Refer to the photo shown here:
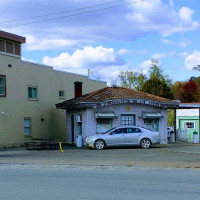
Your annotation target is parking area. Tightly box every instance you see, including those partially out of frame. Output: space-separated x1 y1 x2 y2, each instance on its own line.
0 142 200 170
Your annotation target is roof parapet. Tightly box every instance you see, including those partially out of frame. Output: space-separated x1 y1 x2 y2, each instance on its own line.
0 30 26 43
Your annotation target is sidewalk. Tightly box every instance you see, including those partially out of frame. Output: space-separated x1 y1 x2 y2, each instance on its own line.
0 142 200 170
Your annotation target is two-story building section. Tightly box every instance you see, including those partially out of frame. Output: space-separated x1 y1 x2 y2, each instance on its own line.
0 30 106 148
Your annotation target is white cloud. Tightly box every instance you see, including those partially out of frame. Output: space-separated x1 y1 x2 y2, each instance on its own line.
179 7 194 22
43 46 125 69
1 0 198 45
161 39 191 48
21 57 36 63
117 49 147 55
169 0 174 7
25 35 77 50
97 64 131 80
127 0 198 37
152 52 175 59
137 60 152 74
178 52 189 57
117 49 132 55
137 51 175 74
43 46 127 81
185 51 200 70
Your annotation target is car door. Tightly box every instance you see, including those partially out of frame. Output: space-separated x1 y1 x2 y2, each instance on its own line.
106 128 126 146
125 128 142 145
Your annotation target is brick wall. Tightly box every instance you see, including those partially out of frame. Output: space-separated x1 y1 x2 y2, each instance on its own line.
66 103 168 144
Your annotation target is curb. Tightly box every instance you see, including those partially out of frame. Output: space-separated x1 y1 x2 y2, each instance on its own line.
157 148 200 155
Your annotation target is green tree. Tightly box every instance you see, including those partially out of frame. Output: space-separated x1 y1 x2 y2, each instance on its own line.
167 109 175 127
119 71 147 90
119 59 173 99
141 59 173 99
149 59 165 81
141 77 173 99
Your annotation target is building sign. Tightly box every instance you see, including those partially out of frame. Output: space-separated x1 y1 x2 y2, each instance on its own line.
100 99 163 107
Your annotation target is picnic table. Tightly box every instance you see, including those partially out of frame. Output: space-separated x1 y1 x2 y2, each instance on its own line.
25 138 58 150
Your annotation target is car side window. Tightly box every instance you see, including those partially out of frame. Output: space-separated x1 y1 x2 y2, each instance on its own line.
125 128 141 133
133 128 141 133
125 128 134 133
112 128 124 134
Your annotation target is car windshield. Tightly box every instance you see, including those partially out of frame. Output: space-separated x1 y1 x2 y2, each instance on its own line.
101 127 117 134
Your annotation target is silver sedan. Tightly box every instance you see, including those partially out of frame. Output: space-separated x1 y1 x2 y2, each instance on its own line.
84 126 161 150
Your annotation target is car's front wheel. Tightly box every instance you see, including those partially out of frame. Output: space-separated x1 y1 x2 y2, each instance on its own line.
94 139 105 150
140 138 151 149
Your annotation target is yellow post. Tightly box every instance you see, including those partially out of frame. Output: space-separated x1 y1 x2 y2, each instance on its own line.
59 142 64 152
88 142 94 149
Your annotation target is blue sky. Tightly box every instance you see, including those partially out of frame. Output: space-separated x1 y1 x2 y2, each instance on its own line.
1 0 200 84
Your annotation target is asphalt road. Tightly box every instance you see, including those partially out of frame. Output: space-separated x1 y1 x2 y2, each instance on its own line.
0 168 200 200
1 143 200 169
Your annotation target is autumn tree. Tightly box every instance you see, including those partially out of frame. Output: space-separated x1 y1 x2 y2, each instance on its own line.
180 79 198 102
194 77 200 101
171 81 183 100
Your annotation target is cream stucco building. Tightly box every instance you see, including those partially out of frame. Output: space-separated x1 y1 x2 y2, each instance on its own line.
0 31 106 148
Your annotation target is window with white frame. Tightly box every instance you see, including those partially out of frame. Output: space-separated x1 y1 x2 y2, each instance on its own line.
121 115 135 126
24 118 31 135
144 119 159 132
0 75 6 97
96 118 112 133
59 90 65 98
28 86 38 99
184 122 195 129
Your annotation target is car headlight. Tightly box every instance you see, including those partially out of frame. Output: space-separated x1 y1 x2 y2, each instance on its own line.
86 137 93 142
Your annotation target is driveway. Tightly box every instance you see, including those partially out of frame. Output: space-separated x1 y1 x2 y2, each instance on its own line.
0 142 200 170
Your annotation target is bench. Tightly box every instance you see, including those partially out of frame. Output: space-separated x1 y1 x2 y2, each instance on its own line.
25 142 43 150
25 138 58 150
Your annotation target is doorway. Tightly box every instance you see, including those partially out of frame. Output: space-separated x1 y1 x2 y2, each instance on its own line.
71 115 75 143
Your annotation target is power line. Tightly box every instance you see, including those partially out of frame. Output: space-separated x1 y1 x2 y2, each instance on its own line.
0 0 127 24
1 0 144 28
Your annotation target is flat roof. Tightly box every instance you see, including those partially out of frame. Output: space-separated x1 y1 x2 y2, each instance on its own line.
0 30 26 43
178 103 200 108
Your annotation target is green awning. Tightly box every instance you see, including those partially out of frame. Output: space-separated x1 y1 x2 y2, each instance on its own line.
143 112 163 119
95 112 117 118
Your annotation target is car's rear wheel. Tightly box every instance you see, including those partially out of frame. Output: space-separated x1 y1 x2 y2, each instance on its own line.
94 139 105 150
140 138 151 149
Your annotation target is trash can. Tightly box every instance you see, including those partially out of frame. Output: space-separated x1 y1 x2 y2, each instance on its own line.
193 131 199 144
170 131 175 143
76 135 83 147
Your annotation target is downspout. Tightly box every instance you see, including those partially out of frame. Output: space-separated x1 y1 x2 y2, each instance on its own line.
199 108 200 139
174 108 177 141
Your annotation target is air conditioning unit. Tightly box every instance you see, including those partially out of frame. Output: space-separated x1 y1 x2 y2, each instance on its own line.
75 115 82 122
